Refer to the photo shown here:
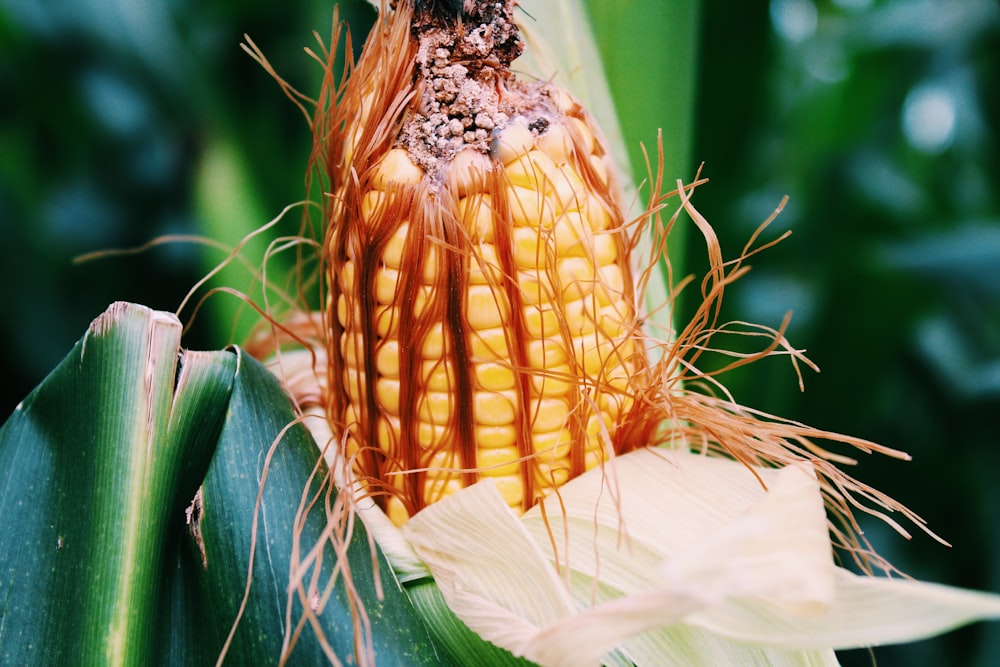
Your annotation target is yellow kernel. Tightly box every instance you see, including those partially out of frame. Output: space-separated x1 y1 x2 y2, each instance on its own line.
469 326 508 360
375 340 399 377
340 332 362 367
475 361 516 391
592 233 618 266
425 449 459 470
476 424 518 448
413 285 435 317
361 190 388 224
384 459 409 493
564 297 597 336
372 148 424 188
339 259 357 290
421 322 447 358
536 122 573 163
474 391 517 426
606 366 634 394
518 270 555 306
582 192 613 231
551 88 577 114
532 428 573 458
552 211 591 257
375 378 400 415
468 243 502 286
344 403 361 428
336 294 350 326
512 226 545 268
507 185 555 228
575 338 617 376
382 223 410 269
375 266 400 304
558 256 596 300
523 304 558 338
458 194 495 242
585 414 607 437
530 363 574 396
493 476 525 507
414 244 441 285
418 391 452 424
549 165 586 214
535 462 572 489
598 304 630 338
608 370 636 400
402 417 446 448
569 116 596 155
375 305 398 337
339 294 381 331
505 149 559 192
376 416 398 450
467 284 508 329
526 338 566 367
424 476 463 506
598 392 629 422
343 431 363 461
421 360 454 391
386 496 410 527
588 154 609 186
529 398 569 433
490 121 534 165
596 264 626 306
584 449 606 471
344 368 365 402
450 148 491 196
477 446 521 477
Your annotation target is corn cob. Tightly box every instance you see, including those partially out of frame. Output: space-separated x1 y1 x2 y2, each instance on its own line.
326 0 649 525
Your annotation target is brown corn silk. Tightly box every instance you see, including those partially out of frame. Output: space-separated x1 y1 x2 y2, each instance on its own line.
323 1 656 524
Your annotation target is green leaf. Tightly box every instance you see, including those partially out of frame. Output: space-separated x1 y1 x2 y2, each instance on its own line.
0 302 234 666
193 132 293 345
582 0 701 194
0 302 443 665
172 348 444 665
516 0 698 332
517 0 633 191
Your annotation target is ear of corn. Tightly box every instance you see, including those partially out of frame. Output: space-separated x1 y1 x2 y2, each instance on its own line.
326 0 653 525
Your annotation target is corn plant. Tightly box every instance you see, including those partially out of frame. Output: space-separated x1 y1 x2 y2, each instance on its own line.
2 1 999 665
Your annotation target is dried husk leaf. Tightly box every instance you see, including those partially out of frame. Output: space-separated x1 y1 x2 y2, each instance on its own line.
403 448 1000 666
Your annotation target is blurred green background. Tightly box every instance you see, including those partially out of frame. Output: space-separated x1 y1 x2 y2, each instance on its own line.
1 0 997 664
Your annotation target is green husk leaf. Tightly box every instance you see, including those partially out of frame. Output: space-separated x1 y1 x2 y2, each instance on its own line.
193 133 290 345
515 0 676 339
174 348 443 665
0 302 443 665
0 302 233 665
516 0 632 193
581 0 699 320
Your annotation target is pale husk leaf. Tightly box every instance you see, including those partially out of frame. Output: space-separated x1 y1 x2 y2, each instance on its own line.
403 447 1000 666
403 482 577 633
690 570 1000 651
